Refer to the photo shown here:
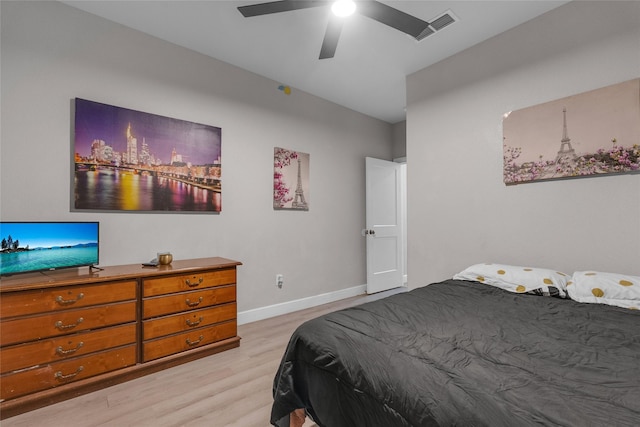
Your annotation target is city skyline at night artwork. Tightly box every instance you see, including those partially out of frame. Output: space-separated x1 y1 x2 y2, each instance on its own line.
73 98 222 213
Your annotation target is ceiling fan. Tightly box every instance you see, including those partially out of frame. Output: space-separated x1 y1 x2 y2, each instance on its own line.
238 0 442 59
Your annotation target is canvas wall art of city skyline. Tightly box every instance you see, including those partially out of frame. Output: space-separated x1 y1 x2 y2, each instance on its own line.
73 98 222 212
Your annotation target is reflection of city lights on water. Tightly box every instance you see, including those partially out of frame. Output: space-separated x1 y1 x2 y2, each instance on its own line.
74 168 221 212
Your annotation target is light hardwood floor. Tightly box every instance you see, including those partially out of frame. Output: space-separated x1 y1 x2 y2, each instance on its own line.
2 289 404 427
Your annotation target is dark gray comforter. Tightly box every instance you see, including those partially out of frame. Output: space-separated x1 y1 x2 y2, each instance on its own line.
271 280 640 426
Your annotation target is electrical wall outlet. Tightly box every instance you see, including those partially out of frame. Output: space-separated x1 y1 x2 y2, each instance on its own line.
276 274 284 288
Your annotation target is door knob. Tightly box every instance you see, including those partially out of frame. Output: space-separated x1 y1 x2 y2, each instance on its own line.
362 229 376 236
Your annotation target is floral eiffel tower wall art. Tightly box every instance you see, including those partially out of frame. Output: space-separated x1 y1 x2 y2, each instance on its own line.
502 78 639 185
273 147 310 211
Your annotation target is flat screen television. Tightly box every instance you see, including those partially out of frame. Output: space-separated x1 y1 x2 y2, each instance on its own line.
0 221 99 276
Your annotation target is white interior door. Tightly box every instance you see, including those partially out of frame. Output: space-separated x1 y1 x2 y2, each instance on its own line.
365 157 404 294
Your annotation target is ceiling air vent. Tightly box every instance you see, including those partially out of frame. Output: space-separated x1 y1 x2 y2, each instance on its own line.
430 12 456 31
417 10 457 41
416 27 435 41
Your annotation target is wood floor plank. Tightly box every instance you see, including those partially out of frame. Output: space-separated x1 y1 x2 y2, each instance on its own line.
1 288 404 426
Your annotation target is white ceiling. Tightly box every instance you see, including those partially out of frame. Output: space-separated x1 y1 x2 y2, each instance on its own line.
61 1 569 124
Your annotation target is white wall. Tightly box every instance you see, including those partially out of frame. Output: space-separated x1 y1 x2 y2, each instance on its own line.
407 1 640 287
392 121 406 160
0 1 393 315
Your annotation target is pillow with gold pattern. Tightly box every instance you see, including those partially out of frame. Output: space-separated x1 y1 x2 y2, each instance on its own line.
453 263 569 298
567 271 640 309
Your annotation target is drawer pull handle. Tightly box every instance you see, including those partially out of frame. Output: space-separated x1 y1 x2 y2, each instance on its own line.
55 318 84 330
186 335 204 346
55 293 84 305
185 297 204 307
186 316 204 327
56 342 84 355
54 365 84 380
185 277 204 287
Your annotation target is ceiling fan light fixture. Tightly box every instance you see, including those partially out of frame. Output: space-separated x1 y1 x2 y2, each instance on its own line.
331 0 356 17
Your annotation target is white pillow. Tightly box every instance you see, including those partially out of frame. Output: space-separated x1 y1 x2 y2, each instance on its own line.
454 263 569 298
567 271 640 309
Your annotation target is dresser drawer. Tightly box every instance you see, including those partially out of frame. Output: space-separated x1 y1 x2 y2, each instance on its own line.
143 303 236 340
143 268 236 297
0 281 137 319
0 344 136 401
142 321 237 362
143 285 235 319
1 323 136 374
0 301 136 346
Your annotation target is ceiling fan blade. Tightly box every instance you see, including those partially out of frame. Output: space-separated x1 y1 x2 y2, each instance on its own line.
356 0 430 40
238 0 330 17
319 15 343 59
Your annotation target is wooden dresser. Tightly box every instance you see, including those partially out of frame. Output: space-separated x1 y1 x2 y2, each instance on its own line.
0 257 241 419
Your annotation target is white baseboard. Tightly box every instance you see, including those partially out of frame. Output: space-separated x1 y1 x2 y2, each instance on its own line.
237 284 366 325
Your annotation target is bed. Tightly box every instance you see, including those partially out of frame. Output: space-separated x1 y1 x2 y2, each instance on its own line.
270 264 640 427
